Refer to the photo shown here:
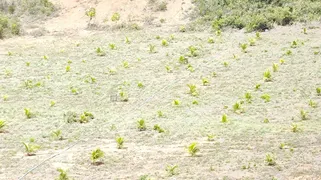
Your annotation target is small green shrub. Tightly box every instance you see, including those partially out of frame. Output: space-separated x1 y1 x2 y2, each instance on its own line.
265 153 276 166
116 136 124 149
166 165 178 176
85 7 96 22
91 148 104 165
24 108 34 119
261 94 271 102
316 87 321 96
187 84 199 96
263 69 272 82
221 114 228 123
22 142 40 156
111 12 120 22
187 142 200 156
56 168 70 180
153 124 165 133
137 119 146 131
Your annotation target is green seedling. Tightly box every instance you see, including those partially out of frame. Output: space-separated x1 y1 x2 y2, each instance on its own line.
96 47 106 56
291 123 299 132
188 46 198 57
22 142 40 156
249 38 256 46
119 91 129 101
272 63 279 72
24 108 34 119
316 87 321 96
187 142 200 156
43 55 48 60
221 114 228 123
202 78 209 86
107 67 117 75
303 28 307 34
265 154 276 166
125 36 131 44
207 134 215 141
263 118 269 123
111 12 120 22
165 65 173 73
161 39 168 46
263 69 272 82
137 82 144 88
223 61 229 67
261 94 270 102
170 34 175 40
179 25 186 32
71 87 78 94
285 50 292 55
137 119 146 131
157 110 165 118
300 110 308 120
109 43 116 50
0 120 6 133
91 148 104 165
116 136 124 149
26 62 30 66
215 30 221 36
187 84 198 96
279 143 285 149
50 100 56 107
166 165 178 176
56 168 70 180
153 124 165 133
52 130 63 140
208 37 214 44
85 7 96 22
255 84 261 90
7 51 13 56
79 112 94 123
240 43 248 53
212 72 217 77
192 100 199 105
139 175 151 180
309 99 317 108
4 69 12 77
173 99 181 106
155 35 161 40
279 58 285 64
3 95 8 101
179 55 188 64
314 51 320 55
256 32 261 39
148 44 156 53
122 61 129 68
233 102 242 113
291 40 298 48
244 92 252 103
187 64 195 72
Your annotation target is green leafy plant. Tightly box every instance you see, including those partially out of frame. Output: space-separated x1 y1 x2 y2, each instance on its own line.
272 63 279 72
279 58 285 64
173 99 181 106
233 102 243 113
161 39 168 46
221 114 228 123
291 40 298 48
249 38 256 46
91 148 104 165
109 43 116 50
153 124 165 133
125 36 131 44
0 120 6 133
52 130 63 140
265 153 276 166
208 37 214 43
261 94 270 102
139 175 151 180
256 32 261 39
187 142 200 156
137 82 144 88
300 110 308 120
187 64 195 72
96 47 106 56
316 87 321 96
70 87 78 95
3 95 8 101
85 7 96 23
223 61 229 67
22 142 40 156
179 55 188 64
56 168 70 180
122 61 129 68
165 65 173 73
202 78 209 86
119 91 129 102
137 119 146 131
111 12 120 22
308 99 317 108
263 118 269 123
148 44 156 53
50 100 56 107
187 84 199 96
244 92 252 103
188 46 198 57
207 134 215 141
24 108 34 119
255 84 261 90
26 62 30 66
263 69 272 82
291 123 299 132
157 110 165 118
303 27 307 34
240 43 248 53
116 136 124 149
192 100 199 105
212 72 217 77
179 25 186 32
79 111 94 123
156 35 161 39
166 165 178 176
285 49 292 55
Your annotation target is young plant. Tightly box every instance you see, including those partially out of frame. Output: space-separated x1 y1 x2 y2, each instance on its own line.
91 148 104 165
192 100 199 105
291 40 298 48
165 65 173 73
263 69 272 82
172 99 181 106
308 99 317 108
285 50 292 55
166 165 178 176
263 118 269 123
208 37 214 44
179 25 186 32
50 100 56 107
240 43 248 53
279 58 285 64
79 112 94 123
187 84 198 96
303 27 307 34
119 91 129 102
148 44 156 53
291 123 299 132
116 136 124 149
56 168 70 180
221 114 228 123
187 142 200 156
223 61 229 67
272 63 279 72
202 77 209 86
85 7 96 23
153 124 165 133
188 46 198 57
96 47 106 56
265 154 276 166
207 134 215 141
244 92 252 103
186 64 195 72
122 61 129 68
255 84 261 90
125 36 131 44
70 87 78 95
261 94 270 102
249 38 256 46
0 120 6 133
157 110 165 118
300 110 308 120
233 102 242 113
256 32 261 39
3 95 8 101
179 55 188 64
161 39 168 46
22 142 40 156
111 12 120 22
137 82 144 88
24 108 34 119
52 130 63 140
316 87 321 96
109 43 116 50
137 119 146 131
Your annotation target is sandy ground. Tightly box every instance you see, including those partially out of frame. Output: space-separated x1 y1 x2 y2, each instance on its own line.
1 1 321 180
